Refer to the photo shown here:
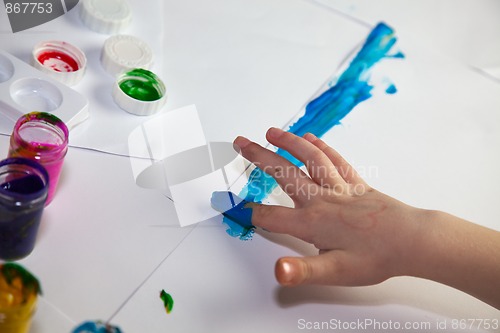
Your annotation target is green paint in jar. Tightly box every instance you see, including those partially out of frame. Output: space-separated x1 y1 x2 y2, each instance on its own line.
118 68 164 101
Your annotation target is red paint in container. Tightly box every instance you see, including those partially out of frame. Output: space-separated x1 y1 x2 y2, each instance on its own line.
37 50 80 72
32 41 87 86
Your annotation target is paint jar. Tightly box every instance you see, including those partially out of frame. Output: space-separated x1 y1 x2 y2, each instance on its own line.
0 158 49 260
101 35 153 77
80 0 132 34
112 68 167 116
72 320 123 333
8 112 68 205
32 40 87 86
0 263 41 333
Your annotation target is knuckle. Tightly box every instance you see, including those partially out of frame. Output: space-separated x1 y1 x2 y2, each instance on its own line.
300 206 321 224
308 149 327 164
251 204 268 224
252 204 278 229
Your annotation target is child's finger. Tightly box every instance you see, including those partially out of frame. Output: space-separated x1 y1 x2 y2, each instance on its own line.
234 136 314 201
250 202 312 240
275 251 355 286
265 128 347 189
303 133 366 186
211 191 306 238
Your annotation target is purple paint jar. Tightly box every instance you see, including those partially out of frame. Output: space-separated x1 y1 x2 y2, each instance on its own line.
8 112 69 205
0 158 49 260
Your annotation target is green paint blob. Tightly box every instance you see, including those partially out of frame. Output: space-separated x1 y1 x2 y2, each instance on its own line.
119 69 164 102
159 289 174 314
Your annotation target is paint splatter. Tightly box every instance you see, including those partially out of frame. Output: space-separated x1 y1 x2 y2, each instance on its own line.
385 84 397 94
160 289 174 314
222 22 404 239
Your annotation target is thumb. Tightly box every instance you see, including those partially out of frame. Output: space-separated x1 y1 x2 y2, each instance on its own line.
275 252 345 286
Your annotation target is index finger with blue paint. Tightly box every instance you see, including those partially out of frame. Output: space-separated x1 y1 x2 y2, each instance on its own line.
233 135 315 203
210 191 312 241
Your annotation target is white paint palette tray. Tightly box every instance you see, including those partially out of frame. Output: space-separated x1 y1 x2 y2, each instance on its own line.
0 49 89 130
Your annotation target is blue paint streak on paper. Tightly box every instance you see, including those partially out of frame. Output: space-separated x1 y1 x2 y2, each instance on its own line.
222 22 404 239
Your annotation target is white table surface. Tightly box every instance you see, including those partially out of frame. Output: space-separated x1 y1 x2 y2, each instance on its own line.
0 1 499 332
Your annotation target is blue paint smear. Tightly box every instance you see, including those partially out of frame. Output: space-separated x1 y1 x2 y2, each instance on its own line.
222 22 404 240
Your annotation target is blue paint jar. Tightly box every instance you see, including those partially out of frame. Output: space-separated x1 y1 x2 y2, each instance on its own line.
72 321 123 333
0 158 49 260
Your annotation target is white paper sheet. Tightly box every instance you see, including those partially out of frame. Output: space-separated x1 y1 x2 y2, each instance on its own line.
1 1 498 332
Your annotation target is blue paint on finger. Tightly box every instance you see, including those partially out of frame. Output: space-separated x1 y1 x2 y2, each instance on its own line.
211 191 254 239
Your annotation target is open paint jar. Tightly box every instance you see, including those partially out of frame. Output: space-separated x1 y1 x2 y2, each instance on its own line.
8 112 69 205
32 40 87 86
0 262 41 333
112 68 166 116
72 321 123 333
0 158 48 260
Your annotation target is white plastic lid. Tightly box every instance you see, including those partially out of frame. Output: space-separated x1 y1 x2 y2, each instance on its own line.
101 35 153 77
32 40 87 86
80 0 132 34
112 68 167 116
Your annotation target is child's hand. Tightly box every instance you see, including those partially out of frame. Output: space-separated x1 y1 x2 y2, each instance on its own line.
234 127 423 286
233 128 500 311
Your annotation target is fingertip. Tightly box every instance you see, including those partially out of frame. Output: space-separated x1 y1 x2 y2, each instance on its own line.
266 127 285 140
275 257 306 286
233 136 251 152
275 258 293 286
